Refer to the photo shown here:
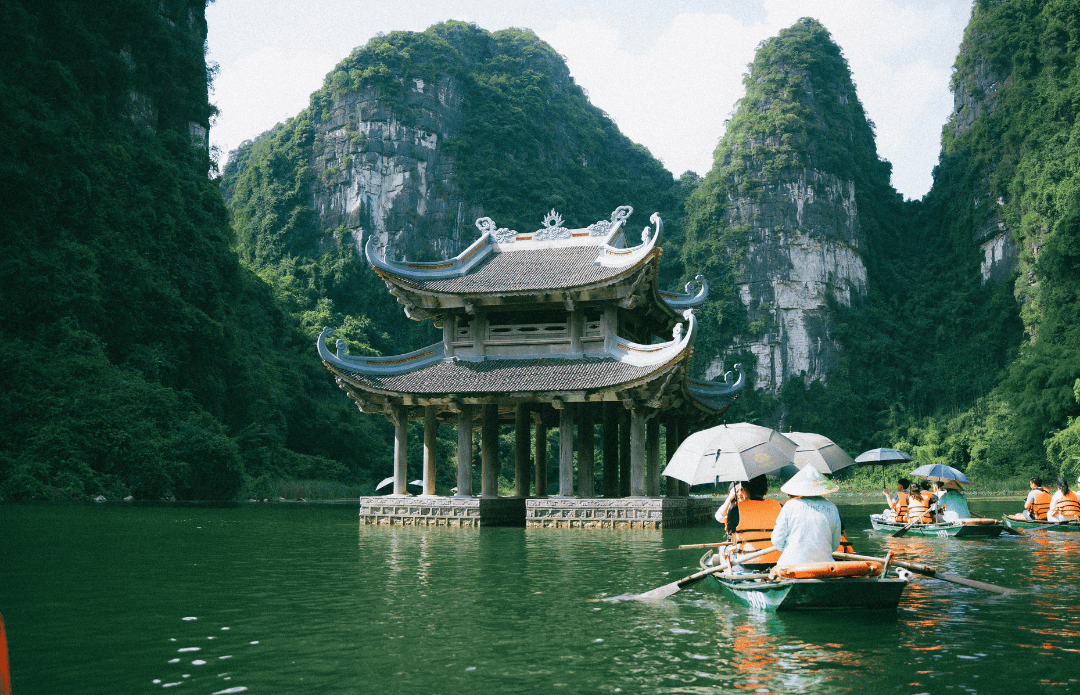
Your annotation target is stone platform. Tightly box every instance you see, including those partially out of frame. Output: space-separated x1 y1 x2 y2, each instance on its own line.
358 496 718 529
359 496 526 527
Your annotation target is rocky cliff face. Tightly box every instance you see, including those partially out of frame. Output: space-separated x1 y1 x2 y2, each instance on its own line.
311 75 480 261
709 169 867 391
689 18 885 395
225 22 677 270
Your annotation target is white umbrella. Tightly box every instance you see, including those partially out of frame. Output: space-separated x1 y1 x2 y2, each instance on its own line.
662 423 797 485
376 477 423 491
786 432 856 475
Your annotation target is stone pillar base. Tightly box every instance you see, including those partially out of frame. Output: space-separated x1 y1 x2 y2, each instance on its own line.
525 497 718 529
359 496 718 529
358 496 527 527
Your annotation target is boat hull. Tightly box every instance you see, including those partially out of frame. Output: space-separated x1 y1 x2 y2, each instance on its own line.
869 514 1004 538
1001 515 1080 532
709 574 907 612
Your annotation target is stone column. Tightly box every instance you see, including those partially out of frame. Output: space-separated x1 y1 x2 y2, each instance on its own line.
665 419 679 497
578 406 594 498
678 420 691 496
422 405 437 496
392 403 408 496
619 409 631 497
558 402 574 497
456 406 473 497
602 402 619 498
629 407 646 497
481 403 499 498
646 414 660 497
534 412 548 497
514 404 531 497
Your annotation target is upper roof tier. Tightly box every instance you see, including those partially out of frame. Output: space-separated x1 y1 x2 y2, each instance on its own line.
366 207 707 320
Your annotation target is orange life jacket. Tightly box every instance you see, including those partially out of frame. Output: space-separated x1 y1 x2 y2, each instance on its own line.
908 491 933 523
1028 488 1051 519
1050 490 1080 518
892 491 909 523
731 498 783 567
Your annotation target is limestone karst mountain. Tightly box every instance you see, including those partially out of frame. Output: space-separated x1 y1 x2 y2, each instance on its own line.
681 18 901 397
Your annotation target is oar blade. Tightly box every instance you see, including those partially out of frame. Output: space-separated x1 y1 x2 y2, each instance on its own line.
934 572 1016 595
633 579 687 601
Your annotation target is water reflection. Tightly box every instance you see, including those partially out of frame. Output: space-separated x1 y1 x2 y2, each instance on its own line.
6 501 1080 694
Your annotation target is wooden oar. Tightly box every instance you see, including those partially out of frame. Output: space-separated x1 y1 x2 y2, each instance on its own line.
834 552 1015 595
670 541 729 550
1028 518 1079 532
891 517 923 538
629 546 776 601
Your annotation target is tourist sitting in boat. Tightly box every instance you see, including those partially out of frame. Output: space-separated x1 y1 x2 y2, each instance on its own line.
770 466 842 571
907 482 933 524
1047 476 1080 522
1022 477 1052 520
720 475 783 570
933 480 972 522
882 477 911 523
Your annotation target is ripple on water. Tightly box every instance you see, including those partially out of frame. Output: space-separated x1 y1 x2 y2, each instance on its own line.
151 617 255 692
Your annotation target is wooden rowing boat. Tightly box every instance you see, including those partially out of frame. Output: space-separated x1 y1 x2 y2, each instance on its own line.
698 551 907 612
1001 514 1080 532
869 514 1004 538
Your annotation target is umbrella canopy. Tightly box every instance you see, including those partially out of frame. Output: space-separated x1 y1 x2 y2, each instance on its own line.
786 432 856 475
910 463 971 485
662 423 797 485
854 447 913 464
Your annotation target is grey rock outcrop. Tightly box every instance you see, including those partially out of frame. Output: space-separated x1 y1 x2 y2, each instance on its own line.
311 76 482 261
706 168 867 393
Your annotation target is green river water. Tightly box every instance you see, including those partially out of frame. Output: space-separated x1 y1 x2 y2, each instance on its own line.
1 500 1077 694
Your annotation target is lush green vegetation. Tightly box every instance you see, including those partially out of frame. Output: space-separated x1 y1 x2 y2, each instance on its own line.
695 7 1080 486
5 4 1079 500
0 0 393 500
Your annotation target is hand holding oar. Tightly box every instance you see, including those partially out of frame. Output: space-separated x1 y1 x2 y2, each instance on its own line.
834 552 1015 595
628 546 776 601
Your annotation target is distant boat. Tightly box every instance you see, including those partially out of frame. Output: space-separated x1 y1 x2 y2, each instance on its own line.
870 514 1004 538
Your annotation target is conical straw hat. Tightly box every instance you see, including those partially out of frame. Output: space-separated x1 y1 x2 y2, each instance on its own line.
780 465 839 497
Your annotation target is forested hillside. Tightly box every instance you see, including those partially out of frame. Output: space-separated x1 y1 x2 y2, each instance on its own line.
219 22 690 364
4 2 1079 500
0 0 392 500
774 0 1080 483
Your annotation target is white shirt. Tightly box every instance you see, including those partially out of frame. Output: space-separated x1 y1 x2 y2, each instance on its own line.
770 496 842 568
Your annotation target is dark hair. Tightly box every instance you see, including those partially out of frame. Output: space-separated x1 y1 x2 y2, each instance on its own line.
743 475 769 499
920 480 931 491
1058 476 1071 494
898 477 911 489
1031 476 1043 487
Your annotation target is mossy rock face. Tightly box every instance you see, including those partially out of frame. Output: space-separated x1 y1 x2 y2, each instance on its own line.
681 18 892 394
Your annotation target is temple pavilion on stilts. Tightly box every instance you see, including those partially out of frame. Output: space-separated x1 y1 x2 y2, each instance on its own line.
318 206 744 528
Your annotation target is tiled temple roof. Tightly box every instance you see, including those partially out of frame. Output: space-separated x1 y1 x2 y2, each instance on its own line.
332 355 673 395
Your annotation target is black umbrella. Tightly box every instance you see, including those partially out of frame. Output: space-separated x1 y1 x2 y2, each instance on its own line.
855 447 913 488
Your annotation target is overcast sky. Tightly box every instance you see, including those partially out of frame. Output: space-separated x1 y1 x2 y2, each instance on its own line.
206 0 973 200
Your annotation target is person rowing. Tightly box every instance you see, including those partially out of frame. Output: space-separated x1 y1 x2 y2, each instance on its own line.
717 475 783 571
933 479 972 521
770 466 842 573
